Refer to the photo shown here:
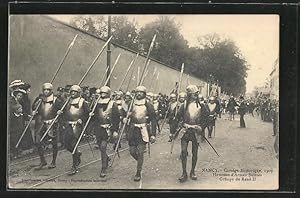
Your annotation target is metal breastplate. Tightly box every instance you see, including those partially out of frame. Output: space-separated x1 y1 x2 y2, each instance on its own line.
208 103 217 113
65 98 85 121
96 101 113 124
116 101 123 112
122 102 130 113
153 101 159 112
39 96 56 120
170 102 177 111
184 101 202 125
131 104 148 124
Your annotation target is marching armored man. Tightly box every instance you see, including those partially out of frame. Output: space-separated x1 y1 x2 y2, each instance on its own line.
205 96 218 138
153 94 162 119
176 85 207 182
146 92 154 103
91 86 120 178
115 90 125 122
152 93 163 133
127 86 157 181
32 83 63 170
178 92 187 104
122 91 133 113
58 85 90 175
167 93 179 142
122 92 133 140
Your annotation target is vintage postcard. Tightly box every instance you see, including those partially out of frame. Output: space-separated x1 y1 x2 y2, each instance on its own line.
7 14 279 190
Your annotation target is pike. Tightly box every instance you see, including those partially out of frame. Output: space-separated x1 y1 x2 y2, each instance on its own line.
72 54 121 155
140 60 151 86
137 66 140 87
125 54 139 92
153 72 160 93
16 34 79 148
118 53 139 91
109 34 157 167
170 63 185 154
214 119 216 137
40 36 113 143
148 67 157 91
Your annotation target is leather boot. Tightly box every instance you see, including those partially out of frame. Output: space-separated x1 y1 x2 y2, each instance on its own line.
190 170 197 180
100 168 107 178
68 155 78 176
34 161 47 170
74 151 82 167
133 170 141 182
48 162 56 169
178 172 188 182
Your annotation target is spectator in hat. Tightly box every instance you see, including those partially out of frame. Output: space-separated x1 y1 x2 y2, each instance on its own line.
9 103 24 159
9 80 25 97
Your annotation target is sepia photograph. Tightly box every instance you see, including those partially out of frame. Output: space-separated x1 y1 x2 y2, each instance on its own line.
7 14 279 190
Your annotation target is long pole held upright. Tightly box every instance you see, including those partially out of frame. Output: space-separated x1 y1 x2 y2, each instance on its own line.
125 54 139 92
107 15 112 87
170 63 185 154
149 67 157 91
175 63 185 116
118 53 139 91
72 53 121 155
40 36 113 143
140 59 151 86
16 34 79 149
110 34 157 167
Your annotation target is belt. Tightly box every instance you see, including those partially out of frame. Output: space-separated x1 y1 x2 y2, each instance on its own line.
68 121 77 125
133 123 147 128
183 123 201 130
44 119 56 124
100 124 110 129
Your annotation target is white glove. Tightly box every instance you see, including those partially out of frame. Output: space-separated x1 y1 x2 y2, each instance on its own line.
32 110 38 116
89 112 94 117
77 119 83 125
150 136 156 144
112 131 119 140
57 110 63 115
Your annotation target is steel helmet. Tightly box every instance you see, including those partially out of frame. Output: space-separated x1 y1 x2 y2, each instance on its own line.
42 83 53 90
135 86 147 93
96 88 101 94
170 93 177 99
99 86 111 95
198 94 204 100
209 96 215 101
186 85 199 94
70 85 81 93
179 92 187 98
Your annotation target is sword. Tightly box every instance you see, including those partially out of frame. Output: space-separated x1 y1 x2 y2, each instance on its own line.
214 119 216 137
148 142 151 158
199 132 220 157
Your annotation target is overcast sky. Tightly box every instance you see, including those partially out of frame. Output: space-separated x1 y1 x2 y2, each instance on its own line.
49 14 279 93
